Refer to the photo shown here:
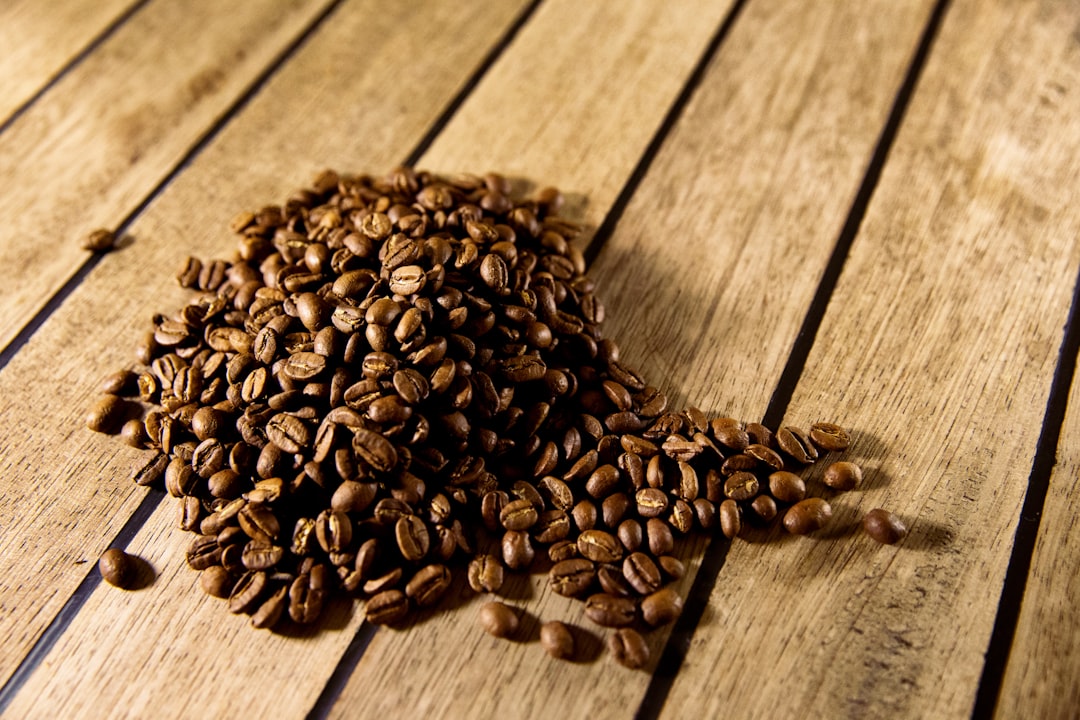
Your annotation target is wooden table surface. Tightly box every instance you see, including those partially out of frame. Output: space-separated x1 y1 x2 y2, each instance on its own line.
1 1 1078 718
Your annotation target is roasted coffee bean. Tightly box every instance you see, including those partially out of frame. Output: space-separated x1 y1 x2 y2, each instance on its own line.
86 395 127 433
646 518 674 556
352 427 398 473
534 509 571 543
502 530 535 570
316 510 352 554
670 499 694 534
134 452 169 487
479 601 519 638
750 495 778 523
584 593 636 627
623 552 661 595
609 628 649 669
598 563 634 598
577 529 622 563
777 426 818 464
692 498 717 529
550 558 596 597
366 589 409 625
406 564 451 607
540 621 575 660
82 227 117 253
241 540 283 571
724 472 759 501
783 498 833 534
500 498 539 531
658 555 685 581
768 471 806 503
200 566 233 598
331 480 378 514
863 508 907 544
251 585 288 629
363 568 403 595
617 519 643 552
719 499 741 539
641 587 683 627
810 422 850 452
468 554 505 593
548 539 579 563
99 548 136 589
585 464 620 499
746 443 784 471
571 500 598 532
187 535 223 570
396 515 431 561
635 488 669 518
823 461 862 490
601 493 630 528
229 571 268 614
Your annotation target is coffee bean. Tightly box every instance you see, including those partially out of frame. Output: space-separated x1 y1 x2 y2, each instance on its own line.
540 621 575 660
584 593 636 627
500 498 539 531
289 567 327 623
777 426 818 464
502 530 534 570
646 518 674 556
746 443 784 471
623 552 661 595
823 461 862 490
99 548 136 589
251 585 288 629
635 488 669 518
86 395 127 433
810 422 850 452
724 472 759 501
750 495 778 523
658 555 685 581
550 558 596 597
406 564 451 607
468 554 505 593
609 627 649 669
719 499 741 539
641 587 683 627
396 515 431 561
577 529 622 563
200 566 233 598
768 471 806 503
783 498 833 534
82 228 117 253
366 589 409 625
229 571 268 614
479 600 519 638
863 508 907 544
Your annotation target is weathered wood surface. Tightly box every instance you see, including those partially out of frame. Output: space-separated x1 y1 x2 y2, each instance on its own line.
325 1 936 718
662 0 1080 718
0 0 528 704
0 0 333 355
0 0 1078 718
0 0 135 124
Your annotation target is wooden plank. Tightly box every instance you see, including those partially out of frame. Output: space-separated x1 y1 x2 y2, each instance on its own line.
325 1 932 718
661 0 1080 718
0 0 332 354
997 348 1080 710
0 0 530 708
0 0 136 124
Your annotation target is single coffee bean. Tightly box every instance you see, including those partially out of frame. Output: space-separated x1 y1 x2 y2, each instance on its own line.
468 554 506 593
719 499 741 539
502 530 535 570
500 498 539 531
479 601 519 638
229 571 268 614
584 593 636 627
658 555 685 581
750 495 778 523
746 443 784 471
577 529 622 563
86 395 126 433
82 228 117 253
366 589 409 625
823 461 862 490
99 548 136 589
641 587 683 627
646 518 674 556
200 566 233 598
809 422 850 452
550 558 596 597
406 564 451 607
251 585 288 629
609 627 649 669
548 539 579 563
540 620 575 660
623 552 662 595
783 497 833 534
635 488 669 518
396 515 431 562
768 471 807 503
776 426 819 464
863 508 907 544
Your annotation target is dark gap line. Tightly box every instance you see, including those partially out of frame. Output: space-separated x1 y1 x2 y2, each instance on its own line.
583 0 747 269
0 0 349 708
970 260 1080 718
0 0 347 373
301 2 545 714
636 1 952 718
403 0 543 167
304 624 378 720
0 489 164 714
0 0 153 137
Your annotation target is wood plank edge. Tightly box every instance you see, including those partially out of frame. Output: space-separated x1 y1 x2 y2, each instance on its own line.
0 0 153 135
634 0 954 716
971 260 1080 718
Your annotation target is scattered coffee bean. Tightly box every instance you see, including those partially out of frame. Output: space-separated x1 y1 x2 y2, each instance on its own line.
783 498 833 535
82 228 117 253
823 461 863 490
99 547 136 589
479 601 519 638
540 620 575 660
863 508 907 544
609 627 649 669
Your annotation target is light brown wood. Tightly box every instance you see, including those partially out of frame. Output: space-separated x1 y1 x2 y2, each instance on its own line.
0 0 135 124
661 0 1080 718
0 0 529 704
998 329 1080 709
324 1 931 718
0 0 332 354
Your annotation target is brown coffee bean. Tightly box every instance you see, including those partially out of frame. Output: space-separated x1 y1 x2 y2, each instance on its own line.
719 499 742 539
584 593 636 627
468 554 505 593
550 558 596 597
646 518 674 556
863 508 907 544
229 571 268 614
623 552 662 595
810 422 850 452
396 515 431 562
641 587 683 627
86 395 127 433
783 498 833 534
251 585 288 629
824 461 863 490
548 540 579 563
316 510 352 554
658 555 685 581
331 481 378 514
99 548 136 589
578 529 623 563
502 530 534 570
750 495 778 523
635 488 669 518
746 443 784 471
500 498 539 531
609 628 649 669
724 472 759 501
82 227 117 252
777 426 818 464
479 601 519 638
200 566 233 598
406 564 451 607
768 471 807 503
289 567 327 623
366 589 409 625
571 500 598 532
540 621 575 660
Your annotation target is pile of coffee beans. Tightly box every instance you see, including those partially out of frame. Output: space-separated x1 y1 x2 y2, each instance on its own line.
88 167 902 667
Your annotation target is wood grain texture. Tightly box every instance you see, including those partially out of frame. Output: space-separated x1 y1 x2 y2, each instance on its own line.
0 0 528 704
0 0 332 355
662 0 1080 718
323 1 929 718
997 357 1080 719
0 0 135 124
